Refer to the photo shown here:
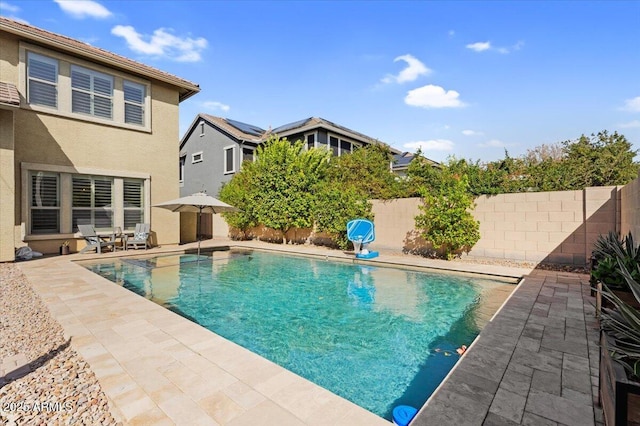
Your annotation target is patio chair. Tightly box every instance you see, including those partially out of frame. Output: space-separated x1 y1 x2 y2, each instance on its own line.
78 224 115 254
125 223 150 250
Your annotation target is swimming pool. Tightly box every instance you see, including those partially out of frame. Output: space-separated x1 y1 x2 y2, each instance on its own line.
80 250 515 420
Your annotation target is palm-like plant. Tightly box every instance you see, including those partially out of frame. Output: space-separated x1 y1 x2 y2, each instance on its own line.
600 259 640 378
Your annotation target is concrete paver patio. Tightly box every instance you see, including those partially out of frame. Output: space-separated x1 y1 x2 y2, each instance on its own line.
10 240 602 425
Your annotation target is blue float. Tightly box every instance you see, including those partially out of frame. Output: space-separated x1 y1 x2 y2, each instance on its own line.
392 405 418 426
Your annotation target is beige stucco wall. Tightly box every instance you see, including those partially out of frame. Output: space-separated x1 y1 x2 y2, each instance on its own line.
621 173 640 242
0 31 182 257
0 109 16 261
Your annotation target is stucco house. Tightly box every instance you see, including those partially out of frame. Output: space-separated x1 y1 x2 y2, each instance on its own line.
0 17 200 261
179 114 419 198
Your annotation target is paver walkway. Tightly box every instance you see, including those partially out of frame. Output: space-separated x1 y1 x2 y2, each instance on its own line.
413 269 602 426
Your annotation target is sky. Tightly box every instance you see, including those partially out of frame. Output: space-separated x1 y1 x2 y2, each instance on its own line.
2 0 639 163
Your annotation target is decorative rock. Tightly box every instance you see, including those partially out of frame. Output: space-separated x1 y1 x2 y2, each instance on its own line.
0 264 121 425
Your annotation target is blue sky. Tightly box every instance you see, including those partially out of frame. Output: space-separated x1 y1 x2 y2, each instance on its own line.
2 0 639 162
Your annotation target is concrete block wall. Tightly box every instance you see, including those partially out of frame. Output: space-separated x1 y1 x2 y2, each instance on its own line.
371 186 620 266
620 173 640 242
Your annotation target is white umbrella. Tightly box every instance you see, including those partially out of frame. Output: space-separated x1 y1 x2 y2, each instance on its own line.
153 192 239 257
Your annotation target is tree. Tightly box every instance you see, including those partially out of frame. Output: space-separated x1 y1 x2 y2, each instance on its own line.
325 144 405 199
414 162 480 259
253 137 330 243
562 131 639 189
313 182 373 249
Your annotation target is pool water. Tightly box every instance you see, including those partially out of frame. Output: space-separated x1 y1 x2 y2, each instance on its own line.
81 250 514 420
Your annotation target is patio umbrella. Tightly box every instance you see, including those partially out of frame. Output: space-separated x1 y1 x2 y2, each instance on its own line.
153 192 239 257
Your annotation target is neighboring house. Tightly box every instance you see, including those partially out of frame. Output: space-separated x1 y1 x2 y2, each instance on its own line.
0 17 200 261
392 152 439 178
179 114 426 197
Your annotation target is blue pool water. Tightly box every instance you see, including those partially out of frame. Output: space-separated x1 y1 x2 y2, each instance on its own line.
81 250 514 420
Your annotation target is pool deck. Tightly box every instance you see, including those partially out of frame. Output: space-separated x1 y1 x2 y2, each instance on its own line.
11 239 602 425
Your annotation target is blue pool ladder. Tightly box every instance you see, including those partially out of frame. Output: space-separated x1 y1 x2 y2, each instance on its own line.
346 219 379 259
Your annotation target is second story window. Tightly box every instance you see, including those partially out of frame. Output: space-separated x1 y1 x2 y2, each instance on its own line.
71 65 113 119
224 145 236 174
124 80 145 125
179 156 186 182
27 52 58 108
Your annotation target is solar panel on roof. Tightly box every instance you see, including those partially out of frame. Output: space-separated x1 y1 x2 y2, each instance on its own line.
225 118 265 137
272 117 312 134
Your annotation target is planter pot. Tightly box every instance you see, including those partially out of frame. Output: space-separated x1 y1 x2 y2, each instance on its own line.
60 245 70 255
600 331 640 426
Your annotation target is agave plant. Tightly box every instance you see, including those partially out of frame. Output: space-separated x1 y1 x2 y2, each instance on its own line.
600 259 640 378
592 232 640 291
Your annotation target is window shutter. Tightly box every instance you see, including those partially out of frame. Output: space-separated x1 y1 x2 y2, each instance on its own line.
28 54 58 107
124 81 145 125
123 179 144 230
31 173 59 234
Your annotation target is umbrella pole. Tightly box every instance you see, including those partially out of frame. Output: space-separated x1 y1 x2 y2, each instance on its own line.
197 207 201 258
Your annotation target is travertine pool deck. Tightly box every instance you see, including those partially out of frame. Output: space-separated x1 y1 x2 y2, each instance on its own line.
13 240 601 425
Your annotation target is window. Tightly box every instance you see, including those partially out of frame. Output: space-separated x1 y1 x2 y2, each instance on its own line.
71 65 113 119
30 172 59 234
72 176 113 231
27 52 58 108
199 121 205 137
123 179 144 230
192 152 203 163
22 46 151 130
329 136 339 156
306 133 315 150
224 146 236 174
328 134 357 156
124 81 145 125
242 148 254 163
179 156 186 182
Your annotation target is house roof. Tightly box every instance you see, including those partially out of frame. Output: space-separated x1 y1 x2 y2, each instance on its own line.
0 17 200 102
0 82 20 109
192 114 399 152
271 117 394 149
197 114 266 142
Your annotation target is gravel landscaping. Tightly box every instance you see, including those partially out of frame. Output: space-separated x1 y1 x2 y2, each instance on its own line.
0 263 120 425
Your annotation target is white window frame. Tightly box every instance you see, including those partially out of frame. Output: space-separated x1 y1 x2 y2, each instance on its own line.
27 52 59 109
29 171 60 234
71 175 114 232
327 133 358 156
71 64 114 119
179 156 186 184
199 121 205 137
192 151 203 164
21 163 150 240
123 80 145 126
19 43 152 132
305 131 317 150
224 145 236 174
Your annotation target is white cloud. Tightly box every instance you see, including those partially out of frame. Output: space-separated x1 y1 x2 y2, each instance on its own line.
54 0 112 19
202 101 230 112
111 25 208 62
479 139 510 148
467 40 524 54
381 54 431 84
462 129 482 136
466 41 491 52
405 84 466 109
619 120 640 128
622 96 640 112
404 139 454 152
0 1 20 13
